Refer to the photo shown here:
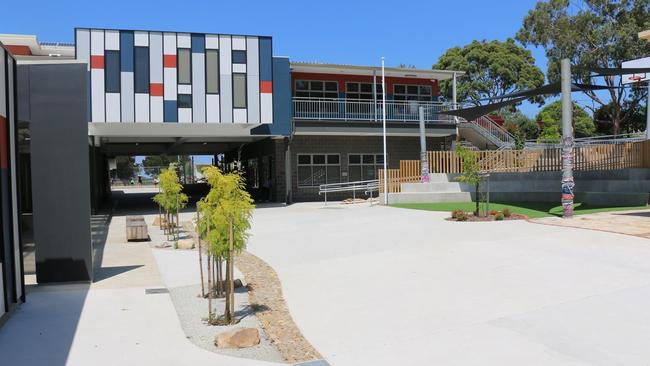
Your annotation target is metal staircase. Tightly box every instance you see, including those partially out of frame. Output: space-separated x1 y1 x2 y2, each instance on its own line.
458 115 516 150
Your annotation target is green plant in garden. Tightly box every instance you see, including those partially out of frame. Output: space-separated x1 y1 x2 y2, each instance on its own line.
451 209 465 220
502 208 512 218
495 212 505 221
152 163 188 240
455 145 482 216
198 166 254 325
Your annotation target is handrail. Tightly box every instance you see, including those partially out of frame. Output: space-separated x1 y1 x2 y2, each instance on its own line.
318 179 379 205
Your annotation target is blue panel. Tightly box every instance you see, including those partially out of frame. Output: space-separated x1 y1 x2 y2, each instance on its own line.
105 50 121 92
164 100 177 122
191 34 205 53
259 37 272 82
251 56 290 136
120 31 134 72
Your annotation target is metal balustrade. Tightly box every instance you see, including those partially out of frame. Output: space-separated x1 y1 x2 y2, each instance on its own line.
293 97 456 123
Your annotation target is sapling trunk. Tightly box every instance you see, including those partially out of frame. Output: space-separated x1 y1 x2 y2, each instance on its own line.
475 182 479 216
197 206 205 297
207 249 213 323
225 215 235 324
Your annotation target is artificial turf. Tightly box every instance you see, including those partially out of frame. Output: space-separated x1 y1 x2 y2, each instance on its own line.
390 201 649 219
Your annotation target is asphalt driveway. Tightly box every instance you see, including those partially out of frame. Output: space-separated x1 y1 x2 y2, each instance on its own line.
247 202 650 366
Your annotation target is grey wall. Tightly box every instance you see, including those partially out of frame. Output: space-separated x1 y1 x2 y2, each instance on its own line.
18 63 92 283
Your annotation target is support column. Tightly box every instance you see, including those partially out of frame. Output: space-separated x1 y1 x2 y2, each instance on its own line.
561 59 575 218
646 81 650 139
419 106 429 183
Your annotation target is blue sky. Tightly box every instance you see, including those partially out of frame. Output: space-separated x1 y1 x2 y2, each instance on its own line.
4 0 554 117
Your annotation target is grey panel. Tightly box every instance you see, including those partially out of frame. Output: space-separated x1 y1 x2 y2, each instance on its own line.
246 37 260 123
21 63 92 282
149 32 163 83
219 35 232 123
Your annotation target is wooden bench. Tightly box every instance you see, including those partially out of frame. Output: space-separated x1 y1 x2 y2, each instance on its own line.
126 215 149 241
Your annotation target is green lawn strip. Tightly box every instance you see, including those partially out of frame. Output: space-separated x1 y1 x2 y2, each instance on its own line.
391 202 648 219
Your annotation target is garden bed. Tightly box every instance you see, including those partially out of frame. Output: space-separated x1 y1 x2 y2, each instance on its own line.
446 213 528 222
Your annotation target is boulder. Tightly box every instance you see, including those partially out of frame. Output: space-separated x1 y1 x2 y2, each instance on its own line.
215 328 260 348
176 239 195 250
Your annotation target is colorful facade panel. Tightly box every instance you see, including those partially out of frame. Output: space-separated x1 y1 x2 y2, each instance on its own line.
75 28 274 124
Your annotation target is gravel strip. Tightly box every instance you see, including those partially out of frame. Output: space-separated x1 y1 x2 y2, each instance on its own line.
167 283 285 363
235 251 322 363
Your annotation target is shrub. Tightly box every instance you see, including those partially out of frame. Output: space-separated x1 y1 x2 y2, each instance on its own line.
451 209 464 220
488 210 499 216
495 212 504 221
455 211 468 221
502 208 512 218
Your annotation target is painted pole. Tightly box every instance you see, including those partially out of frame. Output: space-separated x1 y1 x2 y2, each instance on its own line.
560 59 575 218
419 106 429 183
646 81 650 139
381 57 388 205
452 72 460 143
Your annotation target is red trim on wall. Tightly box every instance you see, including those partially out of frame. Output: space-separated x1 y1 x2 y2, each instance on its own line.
163 55 177 68
291 72 440 96
90 55 104 69
150 83 164 97
0 116 8 169
260 81 273 93
5 45 32 56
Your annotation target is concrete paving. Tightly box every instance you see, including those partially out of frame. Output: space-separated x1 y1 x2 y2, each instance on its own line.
247 202 650 366
531 209 650 239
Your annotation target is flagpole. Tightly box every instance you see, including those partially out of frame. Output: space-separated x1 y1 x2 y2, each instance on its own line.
381 57 388 205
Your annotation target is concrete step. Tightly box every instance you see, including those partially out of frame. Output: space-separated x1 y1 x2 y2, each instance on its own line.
385 192 472 204
427 173 452 182
401 182 464 193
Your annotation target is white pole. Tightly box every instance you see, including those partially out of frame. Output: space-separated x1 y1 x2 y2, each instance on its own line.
452 72 459 144
381 57 388 205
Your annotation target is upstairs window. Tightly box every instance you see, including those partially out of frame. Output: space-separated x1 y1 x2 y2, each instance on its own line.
393 84 432 102
177 49 191 85
233 73 247 108
346 82 383 100
294 80 338 99
206 50 220 94
134 47 149 93
105 50 120 93
232 50 247 64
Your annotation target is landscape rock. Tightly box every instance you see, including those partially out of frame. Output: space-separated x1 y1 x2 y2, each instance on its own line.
176 239 195 250
215 328 260 348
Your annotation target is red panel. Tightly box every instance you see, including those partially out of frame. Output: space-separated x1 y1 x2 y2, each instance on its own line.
5 45 32 56
260 81 273 93
0 116 8 169
90 55 104 69
291 72 440 97
163 55 177 68
150 83 164 97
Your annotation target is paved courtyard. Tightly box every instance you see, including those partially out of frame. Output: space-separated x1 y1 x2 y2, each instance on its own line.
247 203 650 366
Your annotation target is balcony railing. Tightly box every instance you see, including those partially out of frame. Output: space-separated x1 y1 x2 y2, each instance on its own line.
293 97 457 123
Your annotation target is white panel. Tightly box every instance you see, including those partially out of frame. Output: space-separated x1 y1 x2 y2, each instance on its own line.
219 35 232 123
91 70 105 122
246 37 260 124
150 96 164 122
232 64 246 73
90 29 104 55
105 30 120 50
177 33 191 48
75 29 91 69
121 73 135 122
163 32 177 54
233 108 247 123
178 84 192 94
178 108 192 123
232 36 246 50
192 50 206 123
149 32 163 83
105 93 121 122
205 35 220 49
7 58 21 300
164 68 177 101
0 48 5 117
134 31 149 46
135 93 150 122
261 93 273 124
206 94 220 123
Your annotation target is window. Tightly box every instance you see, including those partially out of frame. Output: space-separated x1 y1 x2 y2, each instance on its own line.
247 158 259 189
178 48 191 85
105 50 120 93
348 154 384 182
134 47 149 93
294 80 338 99
178 94 192 108
393 84 432 101
233 73 247 108
346 82 383 100
206 50 220 94
232 50 247 64
297 154 341 187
